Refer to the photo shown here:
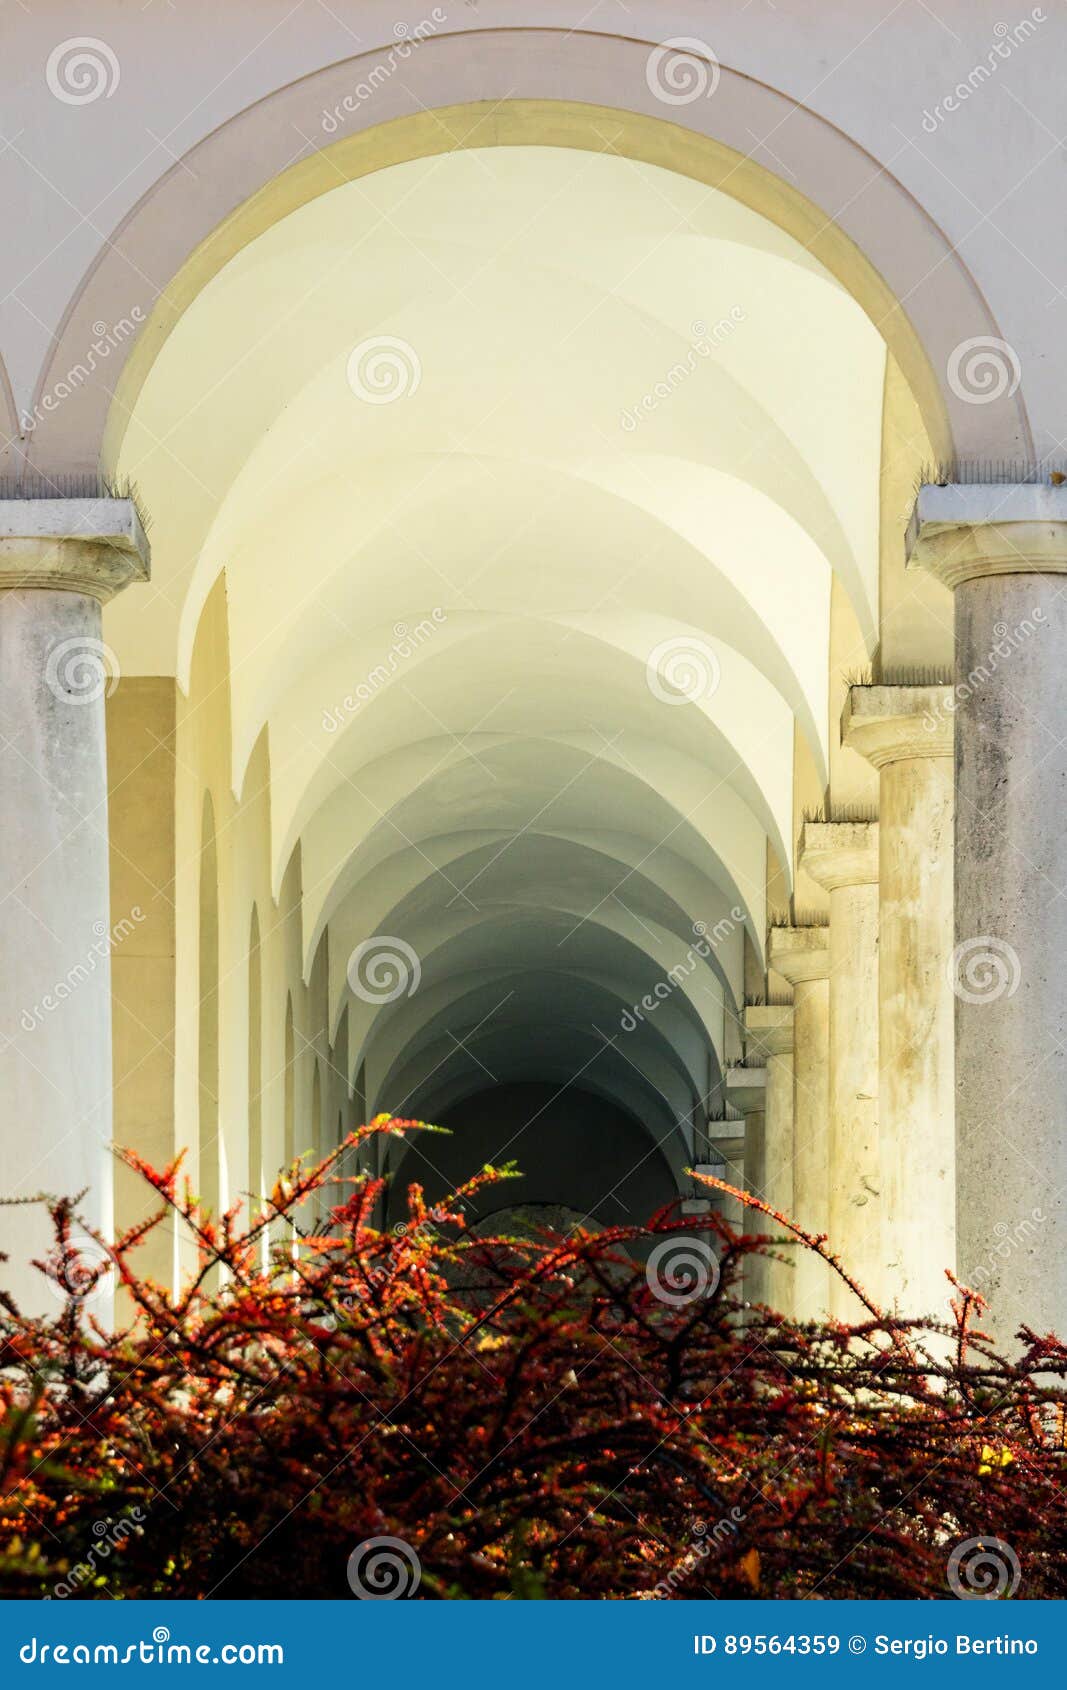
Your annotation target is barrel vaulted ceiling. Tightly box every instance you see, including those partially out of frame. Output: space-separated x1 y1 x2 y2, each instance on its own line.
111 143 885 1155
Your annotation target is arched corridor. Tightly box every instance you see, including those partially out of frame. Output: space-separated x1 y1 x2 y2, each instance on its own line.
109 134 902 1299
2 23 1064 1351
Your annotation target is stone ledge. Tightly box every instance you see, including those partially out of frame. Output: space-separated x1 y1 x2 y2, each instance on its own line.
907 483 1067 589
743 1003 794 1056
767 924 830 984
0 499 150 600
798 820 879 891
842 683 954 765
725 1066 767 1114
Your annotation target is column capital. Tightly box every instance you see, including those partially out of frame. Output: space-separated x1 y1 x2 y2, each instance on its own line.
725 1065 766 1115
907 482 1067 591
0 499 150 600
743 1003 794 1056
799 820 878 891
842 683 953 765
767 923 830 984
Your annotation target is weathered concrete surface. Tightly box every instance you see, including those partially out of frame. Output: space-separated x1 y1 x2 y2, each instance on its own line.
952 573 1067 1341
799 822 881 1320
727 1065 767 1304
767 927 831 1319
0 505 148 1317
0 589 116 1316
743 1005 796 1312
910 485 1067 1344
844 685 955 1319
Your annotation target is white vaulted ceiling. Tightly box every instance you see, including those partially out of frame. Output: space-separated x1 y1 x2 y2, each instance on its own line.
111 143 885 1165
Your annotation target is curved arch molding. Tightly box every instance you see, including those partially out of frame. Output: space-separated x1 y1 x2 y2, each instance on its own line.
22 35 1030 474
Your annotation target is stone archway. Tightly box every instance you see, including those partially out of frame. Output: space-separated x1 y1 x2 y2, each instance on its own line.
18 39 1026 480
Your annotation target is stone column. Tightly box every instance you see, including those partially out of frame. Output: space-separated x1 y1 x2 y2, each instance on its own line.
697 1121 745 1319
743 1004 794 1315
766 927 830 1319
843 686 955 1319
909 483 1067 1344
0 499 149 1316
798 823 881 1321
726 1064 766 1303
703 1125 746 1238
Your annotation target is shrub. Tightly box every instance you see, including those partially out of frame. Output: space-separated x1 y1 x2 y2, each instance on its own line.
0 1117 1065 1600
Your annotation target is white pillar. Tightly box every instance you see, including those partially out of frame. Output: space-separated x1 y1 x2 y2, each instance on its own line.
726 1064 768 1305
843 685 955 1317
743 1004 794 1314
703 1125 746 1237
767 927 831 1320
0 499 149 1316
909 483 1067 1344
799 823 880 1320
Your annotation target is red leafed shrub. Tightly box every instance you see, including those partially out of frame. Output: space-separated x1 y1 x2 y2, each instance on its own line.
1 1116 1066 1600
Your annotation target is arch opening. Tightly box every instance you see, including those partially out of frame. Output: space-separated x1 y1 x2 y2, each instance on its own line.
105 106 948 1237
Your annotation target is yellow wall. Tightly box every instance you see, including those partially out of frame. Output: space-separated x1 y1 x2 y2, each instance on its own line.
109 573 354 1291
879 353 954 674
107 676 177 1288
